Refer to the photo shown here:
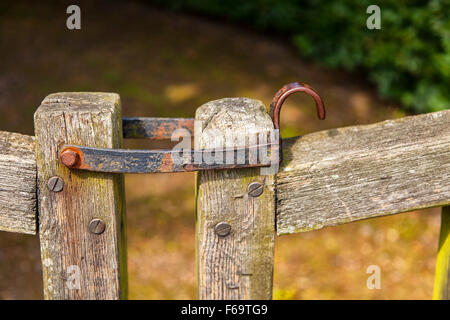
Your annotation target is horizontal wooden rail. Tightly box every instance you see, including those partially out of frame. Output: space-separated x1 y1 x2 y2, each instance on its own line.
1 109 449 238
0 131 36 234
276 110 450 235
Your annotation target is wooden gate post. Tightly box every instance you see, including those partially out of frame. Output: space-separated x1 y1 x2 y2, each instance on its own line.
195 98 276 299
34 93 127 299
434 206 450 300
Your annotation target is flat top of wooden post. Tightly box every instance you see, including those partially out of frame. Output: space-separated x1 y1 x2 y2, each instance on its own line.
195 97 274 149
37 92 120 113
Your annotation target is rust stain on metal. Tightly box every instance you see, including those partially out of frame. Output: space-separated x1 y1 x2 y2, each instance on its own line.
159 153 174 172
60 147 83 168
123 117 194 140
59 143 277 174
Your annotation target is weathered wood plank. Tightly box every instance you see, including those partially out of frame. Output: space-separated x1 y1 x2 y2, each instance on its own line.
277 110 450 235
0 130 37 234
434 206 450 300
196 98 275 299
34 92 127 299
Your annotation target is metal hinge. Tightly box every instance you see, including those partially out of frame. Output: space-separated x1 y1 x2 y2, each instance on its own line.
59 82 325 174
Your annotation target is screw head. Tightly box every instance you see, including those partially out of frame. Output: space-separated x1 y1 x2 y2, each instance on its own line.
60 149 80 168
214 222 231 237
47 176 64 192
89 219 106 235
248 182 263 197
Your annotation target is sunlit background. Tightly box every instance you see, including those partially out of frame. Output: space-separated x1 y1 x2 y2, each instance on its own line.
0 0 447 299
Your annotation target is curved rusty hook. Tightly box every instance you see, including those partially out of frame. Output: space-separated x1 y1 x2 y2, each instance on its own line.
270 82 326 130
270 82 326 164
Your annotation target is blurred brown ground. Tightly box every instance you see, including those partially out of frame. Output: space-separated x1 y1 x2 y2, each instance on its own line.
0 1 441 299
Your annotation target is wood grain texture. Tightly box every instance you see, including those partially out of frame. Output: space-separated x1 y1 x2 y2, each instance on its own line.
0 131 37 234
34 92 127 299
276 110 450 235
195 98 276 300
434 206 450 300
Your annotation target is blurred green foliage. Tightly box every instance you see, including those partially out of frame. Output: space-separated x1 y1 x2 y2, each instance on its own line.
152 0 449 113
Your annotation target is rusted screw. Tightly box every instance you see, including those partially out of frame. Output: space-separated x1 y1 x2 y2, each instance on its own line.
214 222 231 237
47 176 64 192
248 182 263 197
60 149 80 168
89 219 106 235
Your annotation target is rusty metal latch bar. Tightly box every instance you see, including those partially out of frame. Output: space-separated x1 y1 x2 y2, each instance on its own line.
59 82 325 174
122 117 194 140
59 143 278 174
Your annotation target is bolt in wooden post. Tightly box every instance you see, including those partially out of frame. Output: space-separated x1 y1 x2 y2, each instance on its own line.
195 98 276 299
34 93 127 300
434 206 450 300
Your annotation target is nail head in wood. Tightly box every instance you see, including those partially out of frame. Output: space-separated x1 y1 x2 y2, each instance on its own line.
89 218 106 235
248 182 263 197
214 222 232 237
47 176 64 192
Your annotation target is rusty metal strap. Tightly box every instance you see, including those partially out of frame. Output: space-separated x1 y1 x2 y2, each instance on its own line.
60 143 278 174
123 117 194 139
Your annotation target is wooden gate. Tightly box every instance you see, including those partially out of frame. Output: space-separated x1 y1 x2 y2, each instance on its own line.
0 92 448 299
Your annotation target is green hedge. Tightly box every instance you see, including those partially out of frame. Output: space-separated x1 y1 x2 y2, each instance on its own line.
152 0 449 113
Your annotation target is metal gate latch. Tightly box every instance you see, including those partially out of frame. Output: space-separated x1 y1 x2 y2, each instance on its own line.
59 82 325 174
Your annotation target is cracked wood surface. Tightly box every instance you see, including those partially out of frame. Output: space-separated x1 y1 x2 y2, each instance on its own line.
34 92 127 299
195 98 276 299
276 110 450 235
0 130 37 234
